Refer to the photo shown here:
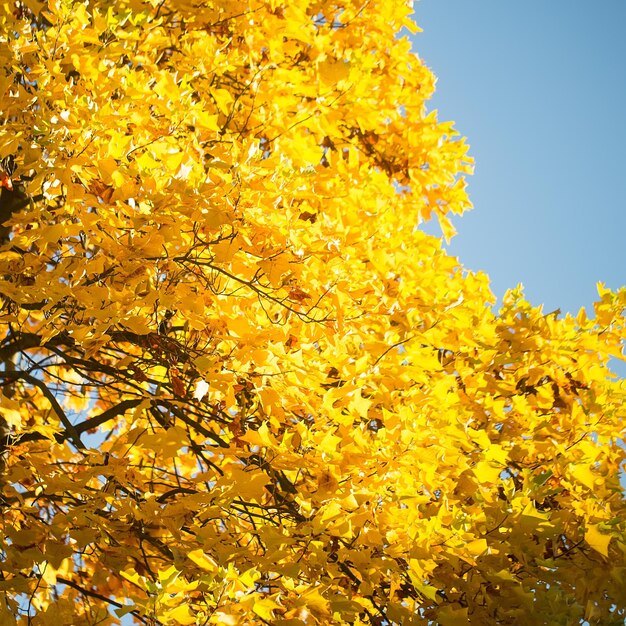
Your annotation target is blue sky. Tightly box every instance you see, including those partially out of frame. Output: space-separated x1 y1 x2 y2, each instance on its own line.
411 0 626 322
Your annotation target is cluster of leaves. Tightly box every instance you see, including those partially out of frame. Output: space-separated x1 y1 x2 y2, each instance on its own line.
0 0 625 624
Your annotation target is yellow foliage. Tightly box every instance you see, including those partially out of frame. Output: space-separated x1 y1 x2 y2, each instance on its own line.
0 1 624 625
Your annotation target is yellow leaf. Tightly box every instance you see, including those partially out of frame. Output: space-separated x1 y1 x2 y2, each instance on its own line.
297 587 329 614
123 316 153 335
120 569 145 588
436 605 469 626
570 464 597 490
187 549 218 572
212 88 233 114
585 524 611 557
473 461 501 484
521 501 550 521
158 565 179 583
318 59 350 86
221 468 268 502
240 422 276 448
348 388 372 418
193 379 210 401
252 597 282 621
0 394 22 429
165 604 196 625
465 538 488 557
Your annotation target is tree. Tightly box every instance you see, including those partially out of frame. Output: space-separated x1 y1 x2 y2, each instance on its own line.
0 0 625 624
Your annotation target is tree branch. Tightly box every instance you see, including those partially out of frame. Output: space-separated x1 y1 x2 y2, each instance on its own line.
55 576 151 625
0 370 84 449
75 399 144 435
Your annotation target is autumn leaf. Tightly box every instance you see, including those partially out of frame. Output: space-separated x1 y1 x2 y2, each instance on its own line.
585 524 612 557
193 379 210 401
170 368 186 397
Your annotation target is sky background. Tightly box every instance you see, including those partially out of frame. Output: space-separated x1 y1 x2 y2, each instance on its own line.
411 1 626 329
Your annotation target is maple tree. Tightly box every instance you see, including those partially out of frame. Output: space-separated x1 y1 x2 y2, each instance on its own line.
0 0 625 624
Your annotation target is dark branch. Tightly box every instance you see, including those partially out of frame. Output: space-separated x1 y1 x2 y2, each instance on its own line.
55 576 151 625
75 399 144 435
0 370 84 449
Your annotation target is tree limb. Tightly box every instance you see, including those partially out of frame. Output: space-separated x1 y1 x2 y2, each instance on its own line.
0 370 84 449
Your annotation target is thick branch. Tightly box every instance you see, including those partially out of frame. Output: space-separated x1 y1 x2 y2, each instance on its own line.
75 399 144 435
55 576 150 625
0 331 74 362
0 370 84 449
15 399 145 445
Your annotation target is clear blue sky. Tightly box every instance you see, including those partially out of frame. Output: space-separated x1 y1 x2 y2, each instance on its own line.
411 0 626 321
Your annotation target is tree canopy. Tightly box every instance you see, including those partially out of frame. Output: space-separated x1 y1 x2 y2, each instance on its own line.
1 1 625 624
